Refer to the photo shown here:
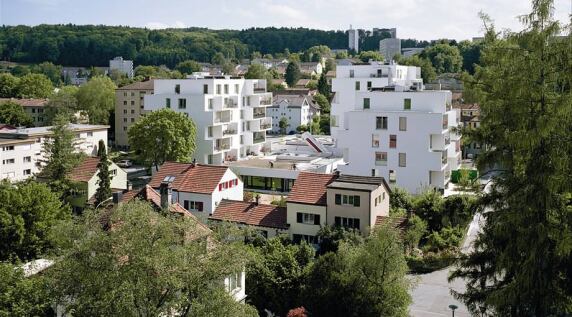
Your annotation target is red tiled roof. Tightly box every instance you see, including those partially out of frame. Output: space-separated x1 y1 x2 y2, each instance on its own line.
148 162 229 194
0 98 48 107
209 199 287 229
67 157 100 182
121 185 212 238
287 172 337 206
116 80 154 91
375 216 408 234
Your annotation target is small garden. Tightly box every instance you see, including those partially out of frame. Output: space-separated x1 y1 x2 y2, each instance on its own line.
389 187 479 273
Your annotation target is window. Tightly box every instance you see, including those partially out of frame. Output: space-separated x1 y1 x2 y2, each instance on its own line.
3 159 15 164
23 156 31 163
234 84 239 94
389 170 396 183
390 135 397 148
349 70 354 78
355 81 360 90
208 126 213 138
371 169 377 177
23 169 31 176
183 200 204 212
175 84 181 94
335 194 342 205
123 118 127 122
399 117 407 131
216 85 221 94
376 116 388 129
131 100 135 106
293 234 319 244
340 194 360 207
130 118 135 122
372 134 380 147
296 212 320 225
208 99 213 109
203 84 208 94
363 98 370 109
399 153 407 167
123 101 127 105
166 98 171 108
228 272 242 292
224 84 229 94
404 98 411 110
110 169 117 176
131 109 135 114
367 81 372 89
131 92 135 97
123 109 127 114
3 146 14 151
335 217 361 230
123 127 127 131
178 98 186 109
375 152 387 166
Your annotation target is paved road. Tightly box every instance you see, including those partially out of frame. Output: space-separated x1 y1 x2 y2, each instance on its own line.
409 182 490 316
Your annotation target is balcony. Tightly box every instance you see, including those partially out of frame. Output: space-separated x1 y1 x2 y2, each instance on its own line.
214 138 232 152
214 110 232 124
253 108 266 119
253 132 265 144
224 98 238 109
260 97 272 106
223 128 237 136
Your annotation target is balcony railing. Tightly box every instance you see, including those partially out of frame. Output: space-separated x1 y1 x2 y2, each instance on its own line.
260 123 271 130
253 111 266 119
260 98 272 106
253 134 265 143
223 129 237 136
224 100 238 108
215 143 231 151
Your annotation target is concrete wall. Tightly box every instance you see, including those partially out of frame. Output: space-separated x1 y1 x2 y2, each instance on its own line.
286 202 327 238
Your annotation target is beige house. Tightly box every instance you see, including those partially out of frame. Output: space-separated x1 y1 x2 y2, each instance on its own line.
0 98 48 126
114 80 154 149
67 156 128 212
287 172 391 243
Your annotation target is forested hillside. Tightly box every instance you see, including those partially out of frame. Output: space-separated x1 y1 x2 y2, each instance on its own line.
0 25 350 67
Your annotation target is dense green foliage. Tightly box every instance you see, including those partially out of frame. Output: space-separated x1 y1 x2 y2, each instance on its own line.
285 62 301 87
0 101 34 126
0 263 53 316
0 73 19 97
76 76 115 124
450 1 572 315
48 200 256 316
175 60 202 75
419 42 463 74
44 85 79 124
128 109 197 171
15 73 53 98
0 180 69 262
358 50 384 62
94 140 111 207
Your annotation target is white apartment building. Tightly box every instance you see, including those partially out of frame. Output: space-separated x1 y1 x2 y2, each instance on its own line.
109 56 134 79
269 94 319 134
331 62 461 194
348 26 359 52
0 124 109 182
144 75 272 165
379 38 402 62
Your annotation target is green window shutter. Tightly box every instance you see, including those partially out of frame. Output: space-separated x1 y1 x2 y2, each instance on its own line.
314 214 321 225
297 213 303 223
354 195 360 207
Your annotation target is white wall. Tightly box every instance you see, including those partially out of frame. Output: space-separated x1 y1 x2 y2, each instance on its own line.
86 161 128 199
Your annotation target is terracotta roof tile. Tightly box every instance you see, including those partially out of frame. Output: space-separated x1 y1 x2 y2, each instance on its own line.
67 157 100 182
209 199 287 229
0 98 48 107
148 162 229 194
287 172 337 206
116 80 154 91
375 216 408 234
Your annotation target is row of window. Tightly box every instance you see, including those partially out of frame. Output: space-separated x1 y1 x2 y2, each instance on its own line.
363 98 412 111
375 152 406 167
122 91 148 97
334 216 360 229
165 98 187 109
296 212 321 225
375 116 407 131
334 194 361 207
374 192 386 207
2 146 15 151
3 157 33 165
174 84 241 95
218 179 239 191
372 133 399 148
1 169 31 178
183 200 204 212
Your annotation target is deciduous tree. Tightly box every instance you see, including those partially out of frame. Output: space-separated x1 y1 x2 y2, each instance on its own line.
76 76 115 124
0 101 34 127
0 73 19 98
128 109 197 171
16 73 53 98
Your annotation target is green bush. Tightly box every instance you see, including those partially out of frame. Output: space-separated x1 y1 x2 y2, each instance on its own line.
406 251 458 274
424 226 464 252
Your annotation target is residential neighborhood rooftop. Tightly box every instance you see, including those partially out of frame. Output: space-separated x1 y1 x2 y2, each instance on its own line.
67 156 101 182
116 79 154 90
287 172 337 206
0 98 48 107
148 161 229 194
209 199 288 229
0 124 110 139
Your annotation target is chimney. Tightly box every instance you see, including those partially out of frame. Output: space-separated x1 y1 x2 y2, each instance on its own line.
126 181 132 191
160 176 175 209
255 195 260 206
112 191 123 205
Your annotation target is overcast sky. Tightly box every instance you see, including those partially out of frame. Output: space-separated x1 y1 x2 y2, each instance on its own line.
0 0 570 40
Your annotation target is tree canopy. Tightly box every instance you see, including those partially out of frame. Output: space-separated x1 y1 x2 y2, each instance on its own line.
128 109 197 171
0 101 34 127
15 73 53 98
420 43 463 74
76 76 116 124
285 62 301 88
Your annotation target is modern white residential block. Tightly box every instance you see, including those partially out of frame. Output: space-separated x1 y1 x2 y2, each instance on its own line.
331 62 461 194
144 75 273 165
109 56 134 78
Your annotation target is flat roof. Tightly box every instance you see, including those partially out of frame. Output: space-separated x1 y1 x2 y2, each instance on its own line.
0 124 109 139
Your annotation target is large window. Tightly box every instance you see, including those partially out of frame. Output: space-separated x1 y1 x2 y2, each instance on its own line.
297 212 320 225
175 84 180 94
227 272 242 292
363 98 370 109
183 200 204 212
375 152 387 166
335 194 361 207
376 116 388 130
242 176 295 192
178 98 186 109
390 134 397 148
399 117 407 131
335 217 360 230
203 84 208 94
355 81 360 90
399 153 407 167
372 134 380 147
224 84 229 94
216 85 221 94
166 98 171 108
404 98 411 110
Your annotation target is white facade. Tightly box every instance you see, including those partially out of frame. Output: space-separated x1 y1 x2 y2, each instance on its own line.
269 95 318 134
109 56 134 79
144 76 273 165
0 124 109 182
348 26 359 52
331 63 461 194
379 38 401 62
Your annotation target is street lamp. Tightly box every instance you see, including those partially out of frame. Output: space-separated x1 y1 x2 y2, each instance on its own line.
448 304 458 317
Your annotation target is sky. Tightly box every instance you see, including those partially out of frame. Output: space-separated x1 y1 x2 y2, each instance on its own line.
0 0 570 40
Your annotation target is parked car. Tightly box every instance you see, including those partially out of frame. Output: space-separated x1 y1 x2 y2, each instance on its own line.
117 160 133 168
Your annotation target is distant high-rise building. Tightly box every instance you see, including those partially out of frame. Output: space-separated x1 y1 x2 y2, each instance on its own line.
379 38 401 62
348 25 359 53
372 28 397 38
110 56 134 79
